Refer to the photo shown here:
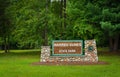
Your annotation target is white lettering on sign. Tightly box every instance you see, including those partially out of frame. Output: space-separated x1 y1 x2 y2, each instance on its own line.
53 41 83 55
59 50 67 53
59 50 76 53
54 43 81 47
68 50 76 52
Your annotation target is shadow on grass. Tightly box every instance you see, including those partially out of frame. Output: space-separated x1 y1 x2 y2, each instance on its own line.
0 50 41 57
98 51 120 56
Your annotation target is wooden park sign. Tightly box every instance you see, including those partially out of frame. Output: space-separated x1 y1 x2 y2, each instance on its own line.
41 40 98 62
52 40 83 56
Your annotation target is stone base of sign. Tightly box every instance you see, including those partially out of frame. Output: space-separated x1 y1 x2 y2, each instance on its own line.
32 61 108 65
40 40 98 63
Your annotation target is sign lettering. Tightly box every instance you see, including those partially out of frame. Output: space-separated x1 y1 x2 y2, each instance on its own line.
52 40 83 56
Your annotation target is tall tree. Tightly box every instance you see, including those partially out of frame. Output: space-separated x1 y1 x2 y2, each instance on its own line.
7 0 57 47
50 0 67 40
0 0 11 53
95 0 120 51
100 9 120 51
83 0 120 51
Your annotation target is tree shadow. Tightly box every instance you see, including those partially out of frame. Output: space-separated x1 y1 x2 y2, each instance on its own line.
0 50 41 57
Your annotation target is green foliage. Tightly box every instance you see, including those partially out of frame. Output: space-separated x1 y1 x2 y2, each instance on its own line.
84 2 101 25
66 0 102 41
100 21 120 36
51 1 62 16
100 6 120 36
0 0 120 49
6 0 49 48
0 38 3 45
0 0 11 37
73 23 101 40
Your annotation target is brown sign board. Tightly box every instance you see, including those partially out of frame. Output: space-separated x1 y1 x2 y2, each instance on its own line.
52 40 83 56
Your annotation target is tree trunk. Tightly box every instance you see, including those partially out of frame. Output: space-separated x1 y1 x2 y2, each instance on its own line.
60 0 63 19
60 0 66 39
113 35 119 52
44 27 48 46
63 0 66 28
60 0 63 27
43 0 48 46
109 37 113 52
109 35 119 52
7 35 10 52
4 37 8 53
60 0 63 40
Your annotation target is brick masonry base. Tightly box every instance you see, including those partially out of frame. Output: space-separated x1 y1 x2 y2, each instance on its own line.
40 40 98 63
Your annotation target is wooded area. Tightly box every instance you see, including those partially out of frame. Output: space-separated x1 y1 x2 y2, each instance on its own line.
0 0 120 52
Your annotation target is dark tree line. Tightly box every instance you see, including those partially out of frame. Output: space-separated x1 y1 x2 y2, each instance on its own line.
0 0 120 52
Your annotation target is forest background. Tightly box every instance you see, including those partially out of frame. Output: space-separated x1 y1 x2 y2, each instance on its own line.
0 0 120 53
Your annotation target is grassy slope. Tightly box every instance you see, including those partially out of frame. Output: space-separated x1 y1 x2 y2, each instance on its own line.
0 49 120 77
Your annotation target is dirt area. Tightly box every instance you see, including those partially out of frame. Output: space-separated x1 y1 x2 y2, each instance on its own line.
32 61 109 66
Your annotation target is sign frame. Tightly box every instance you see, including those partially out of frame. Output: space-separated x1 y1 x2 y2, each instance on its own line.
52 40 84 56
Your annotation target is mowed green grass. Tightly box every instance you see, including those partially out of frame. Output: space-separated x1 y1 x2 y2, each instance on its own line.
0 49 120 77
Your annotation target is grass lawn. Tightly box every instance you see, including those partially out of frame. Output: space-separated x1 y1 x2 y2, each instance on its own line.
0 49 120 77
